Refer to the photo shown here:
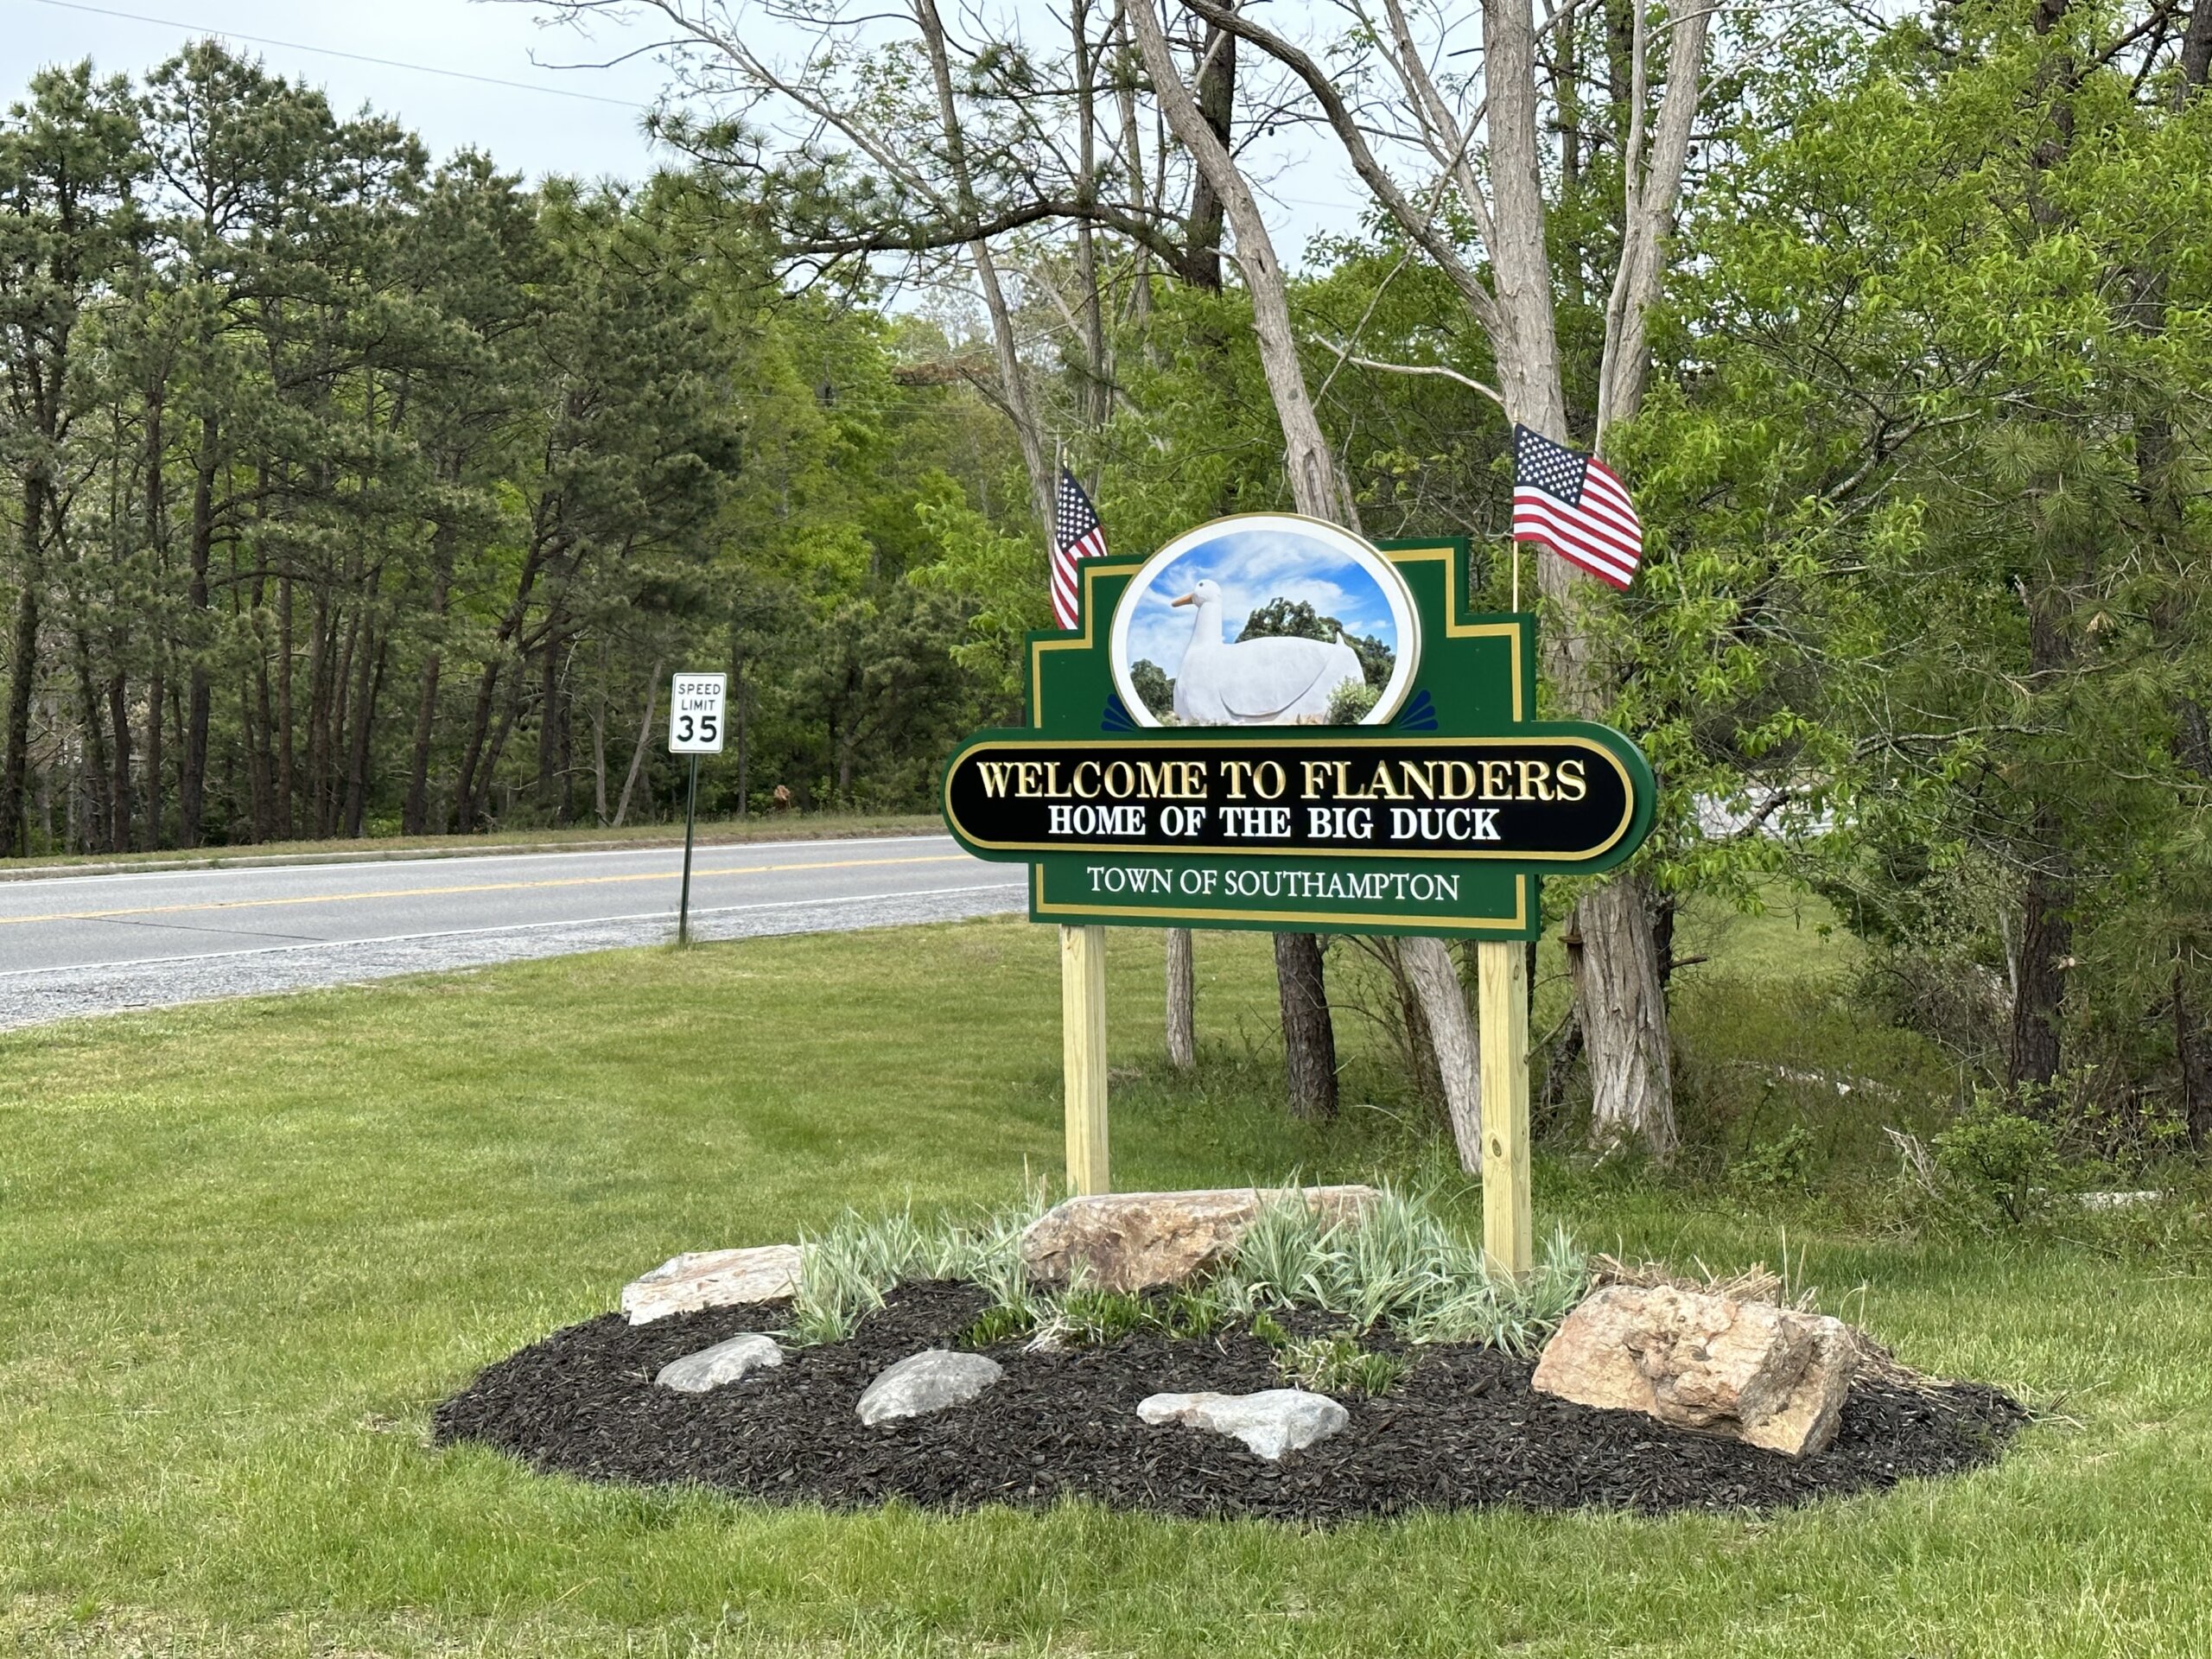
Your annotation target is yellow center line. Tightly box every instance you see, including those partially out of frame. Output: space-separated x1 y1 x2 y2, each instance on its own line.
0 854 970 927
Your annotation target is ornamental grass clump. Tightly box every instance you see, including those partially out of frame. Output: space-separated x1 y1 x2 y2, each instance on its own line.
1213 1187 1587 1355
788 1183 1585 1359
787 1190 1048 1346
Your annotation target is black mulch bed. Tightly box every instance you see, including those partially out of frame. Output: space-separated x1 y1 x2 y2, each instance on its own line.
432 1281 2024 1523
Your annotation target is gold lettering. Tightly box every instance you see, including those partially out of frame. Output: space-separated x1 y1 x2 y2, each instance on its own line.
1517 760 1553 802
1365 761 1408 800
1402 761 1437 801
1333 760 1354 798
1555 758 1587 801
979 761 1016 798
1252 761 1287 799
1440 760 1477 801
1180 760 1208 797
1303 760 1333 799
1481 760 1514 800
1221 760 1252 800
1016 760 1045 797
1071 760 1102 798
1103 760 1135 798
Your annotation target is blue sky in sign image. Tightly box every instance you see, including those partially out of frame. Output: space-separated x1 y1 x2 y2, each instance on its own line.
1122 528 1401 680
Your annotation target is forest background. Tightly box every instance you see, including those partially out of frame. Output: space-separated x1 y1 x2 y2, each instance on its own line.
3 0 2209 1184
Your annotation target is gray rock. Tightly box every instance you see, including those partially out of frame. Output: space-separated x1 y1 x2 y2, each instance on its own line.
1137 1388 1350 1460
857 1350 1004 1425
654 1333 785 1394
622 1243 803 1325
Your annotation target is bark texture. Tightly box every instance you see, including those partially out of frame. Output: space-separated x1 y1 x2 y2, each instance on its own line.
1404 934 1484 1170
1567 875 1676 1157
1165 927 1197 1071
1273 931 1339 1119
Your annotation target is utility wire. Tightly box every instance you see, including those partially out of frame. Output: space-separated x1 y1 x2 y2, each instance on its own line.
19 0 650 109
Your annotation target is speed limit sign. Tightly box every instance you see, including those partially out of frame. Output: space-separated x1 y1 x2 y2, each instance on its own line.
668 672 727 754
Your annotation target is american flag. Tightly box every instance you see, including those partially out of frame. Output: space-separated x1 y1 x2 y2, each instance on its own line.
1050 467 1108 629
1511 424 1643 590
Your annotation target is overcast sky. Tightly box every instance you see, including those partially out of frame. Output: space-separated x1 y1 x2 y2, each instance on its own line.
4 0 1362 250
3 0 1363 252
3 0 670 184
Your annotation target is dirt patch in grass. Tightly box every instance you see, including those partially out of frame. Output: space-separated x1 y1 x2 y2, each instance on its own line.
433 1282 2023 1523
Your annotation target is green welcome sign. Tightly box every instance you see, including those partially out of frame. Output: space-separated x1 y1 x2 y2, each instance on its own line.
939 514 1655 939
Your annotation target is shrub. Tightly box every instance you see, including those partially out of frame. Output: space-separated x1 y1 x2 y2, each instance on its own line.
1930 1095 2062 1226
1325 678 1380 724
1728 1124 1819 1197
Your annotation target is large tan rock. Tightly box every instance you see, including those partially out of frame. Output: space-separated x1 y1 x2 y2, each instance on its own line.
1019 1185 1379 1294
1530 1284 1858 1457
621 1244 803 1325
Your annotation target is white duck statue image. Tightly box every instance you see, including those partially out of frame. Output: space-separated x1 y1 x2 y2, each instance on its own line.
1169 580 1367 724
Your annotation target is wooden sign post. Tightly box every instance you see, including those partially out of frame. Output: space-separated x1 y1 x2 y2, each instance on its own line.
938 515 1651 1270
1060 923 1110 1195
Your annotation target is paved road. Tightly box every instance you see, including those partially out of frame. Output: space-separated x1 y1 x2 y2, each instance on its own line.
0 835 1024 1031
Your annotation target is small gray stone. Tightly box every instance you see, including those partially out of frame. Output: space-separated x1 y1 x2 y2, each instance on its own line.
857 1350 1004 1424
1137 1388 1349 1460
654 1333 784 1394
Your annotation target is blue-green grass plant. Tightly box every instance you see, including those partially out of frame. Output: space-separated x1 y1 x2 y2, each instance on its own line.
787 1191 1051 1345
1211 1187 1589 1355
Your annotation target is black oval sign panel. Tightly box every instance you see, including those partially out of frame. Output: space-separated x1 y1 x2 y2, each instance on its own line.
944 734 1637 864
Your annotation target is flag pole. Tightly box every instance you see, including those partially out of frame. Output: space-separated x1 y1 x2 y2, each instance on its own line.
1048 436 1109 1195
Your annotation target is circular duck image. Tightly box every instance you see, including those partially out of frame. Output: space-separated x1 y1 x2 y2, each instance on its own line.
1109 514 1421 727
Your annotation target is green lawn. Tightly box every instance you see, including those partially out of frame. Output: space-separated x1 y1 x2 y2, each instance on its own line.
2 916 2207 1656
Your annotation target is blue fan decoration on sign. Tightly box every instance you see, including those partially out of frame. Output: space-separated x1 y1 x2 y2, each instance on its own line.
1392 689 1439 732
1100 694 1139 733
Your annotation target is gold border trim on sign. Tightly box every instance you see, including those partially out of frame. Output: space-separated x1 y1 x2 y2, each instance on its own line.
945 734 1631 862
1030 867 1532 931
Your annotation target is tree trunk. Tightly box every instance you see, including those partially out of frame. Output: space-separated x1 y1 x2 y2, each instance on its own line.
343 626 385 839
610 662 662 830
144 668 163 849
73 638 111 855
276 575 295 838
1568 874 1677 1156
2177 958 2212 1152
2007 855 2069 1092
1 479 46 856
913 0 1058 533
179 429 217 849
1404 935 1485 1170
105 671 130 852
729 628 748 817
1165 928 1196 1071
1274 931 1338 1119
1179 25 1234 289
537 634 564 814
237 679 264 843
402 524 453 836
251 650 276 842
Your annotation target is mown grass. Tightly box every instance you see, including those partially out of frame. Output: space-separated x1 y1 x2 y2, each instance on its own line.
3 911 2209 1656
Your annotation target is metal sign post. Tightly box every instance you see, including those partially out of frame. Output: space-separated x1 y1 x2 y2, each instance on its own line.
668 671 728 946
